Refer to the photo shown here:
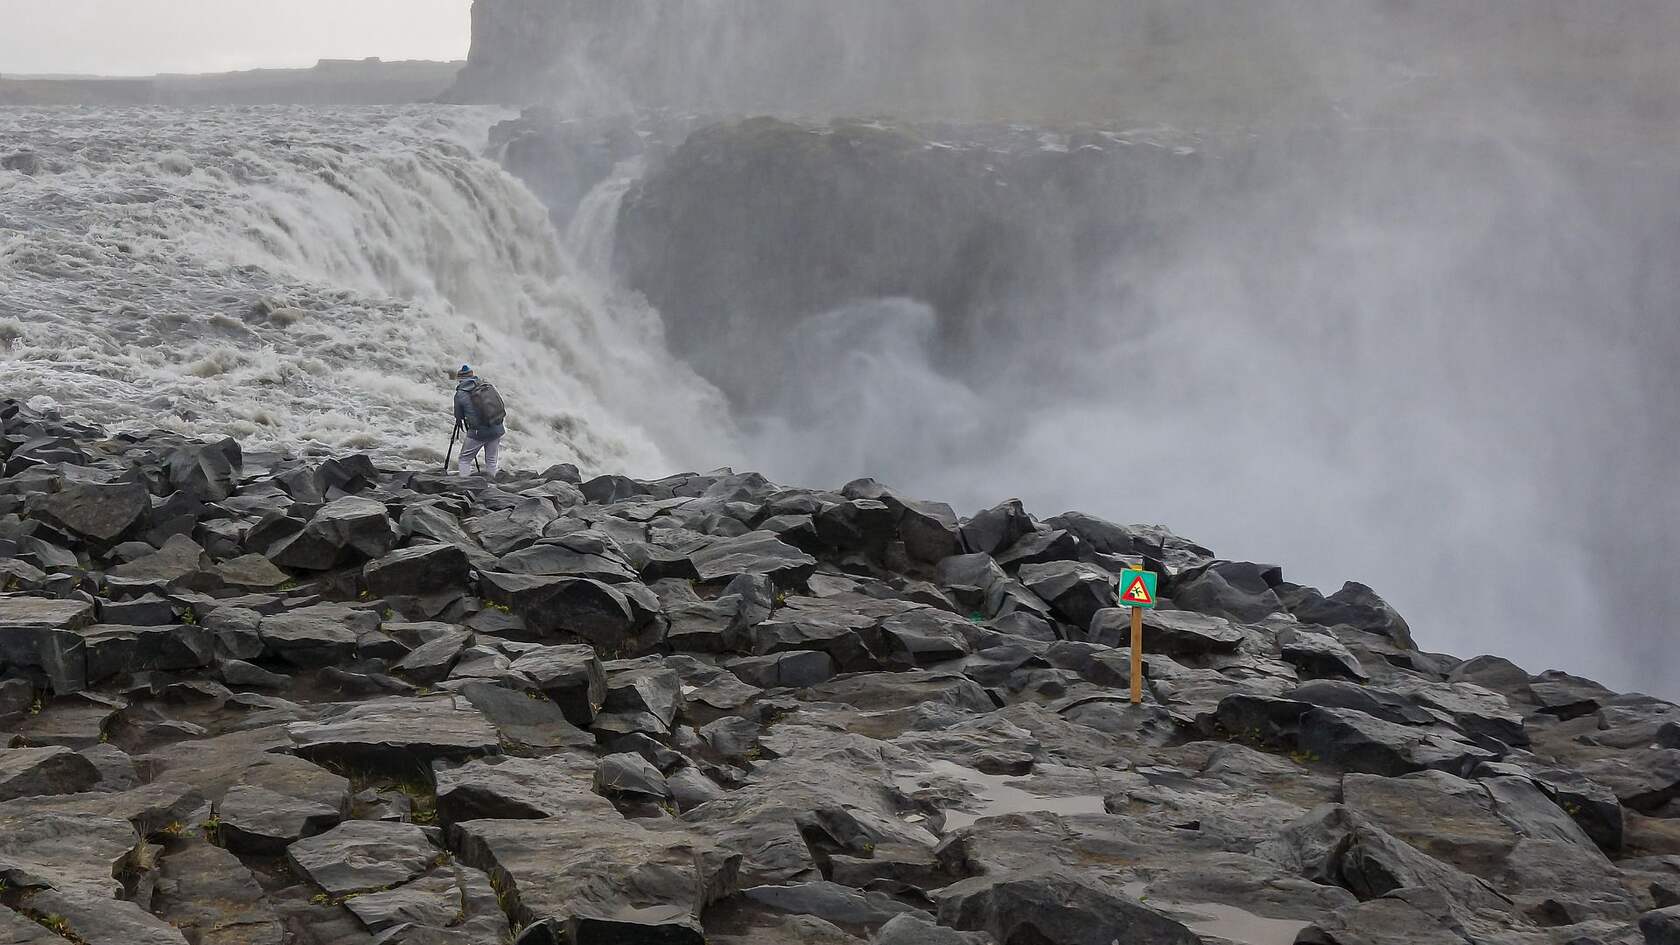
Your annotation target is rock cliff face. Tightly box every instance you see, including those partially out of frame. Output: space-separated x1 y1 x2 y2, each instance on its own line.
448 0 1680 128
1 398 1676 943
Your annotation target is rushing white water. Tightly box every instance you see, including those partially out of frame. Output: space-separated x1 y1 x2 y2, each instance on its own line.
0 106 735 473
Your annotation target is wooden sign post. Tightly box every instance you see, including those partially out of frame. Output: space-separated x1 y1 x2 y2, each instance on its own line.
1118 567 1159 704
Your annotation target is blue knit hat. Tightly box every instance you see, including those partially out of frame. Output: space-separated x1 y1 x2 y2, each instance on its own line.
457 364 473 377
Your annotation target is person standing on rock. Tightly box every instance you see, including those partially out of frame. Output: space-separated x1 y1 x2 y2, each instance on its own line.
452 364 506 479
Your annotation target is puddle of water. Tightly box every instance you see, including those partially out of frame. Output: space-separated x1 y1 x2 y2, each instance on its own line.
1123 883 1310 945
900 759 1108 831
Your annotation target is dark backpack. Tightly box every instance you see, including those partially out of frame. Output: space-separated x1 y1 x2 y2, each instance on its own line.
468 382 507 427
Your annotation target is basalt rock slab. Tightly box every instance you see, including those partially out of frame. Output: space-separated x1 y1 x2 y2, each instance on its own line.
365 544 472 599
507 644 606 725
450 813 741 934
153 840 285 945
1297 707 1498 777
457 680 595 751
28 479 150 544
0 596 96 693
286 820 440 896
935 870 1199 945
217 783 342 855
478 572 649 649
0 747 101 802
435 755 612 823
287 696 500 769
14 888 189 945
689 531 818 586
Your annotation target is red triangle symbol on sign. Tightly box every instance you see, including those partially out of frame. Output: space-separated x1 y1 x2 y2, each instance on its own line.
1122 576 1153 605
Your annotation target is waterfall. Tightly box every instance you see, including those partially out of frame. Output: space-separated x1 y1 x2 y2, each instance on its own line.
0 106 735 475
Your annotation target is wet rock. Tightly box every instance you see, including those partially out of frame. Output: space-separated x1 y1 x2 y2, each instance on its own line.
212 553 292 591
872 608 973 668
287 696 500 768
1643 906 1680 945
77 744 138 791
801 670 995 715
435 754 612 823
392 629 471 684
365 544 472 598
597 658 685 735
153 840 284 945
104 534 211 595
898 500 963 564
508 644 606 725
872 913 992 945
14 888 189 945
478 572 648 648
1298 707 1498 776
743 881 924 928
1285 581 1414 650
449 813 740 934
457 680 594 750
750 607 880 673
259 604 371 667
1278 627 1369 681
1529 670 1615 720
81 623 212 682
498 530 638 583
94 592 177 627
726 651 836 690
1258 803 1510 914
995 527 1081 570
268 495 398 570
594 752 670 805
0 747 101 802
690 531 818 585
217 783 342 855
1576 748 1680 814
0 596 96 693
28 478 150 544
935 871 1199 945
667 767 726 812
960 500 1034 557
1017 561 1115 629
286 820 439 896
1092 608 1242 656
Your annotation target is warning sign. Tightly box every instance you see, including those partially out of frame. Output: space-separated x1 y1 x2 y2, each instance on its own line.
1119 568 1158 609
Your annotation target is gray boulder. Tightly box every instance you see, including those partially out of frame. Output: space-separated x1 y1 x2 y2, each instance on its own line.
287 696 500 769
0 596 96 693
449 812 740 934
1643 906 1680 945
457 680 594 751
1017 561 1115 629
1286 581 1414 650
365 543 471 598
935 871 1199 945
1298 707 1498 777
478 572 650 648
218 783 342 855
29 478 150 544
435 754 612 823
269 495 398 569
690 531 818 585
508 644 607 725
0 747 101 802
286 820 439 896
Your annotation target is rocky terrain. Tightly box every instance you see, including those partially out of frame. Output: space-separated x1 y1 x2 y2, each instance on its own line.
0 396 1676 945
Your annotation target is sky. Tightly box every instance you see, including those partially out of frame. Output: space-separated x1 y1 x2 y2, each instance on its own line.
0 0 472 76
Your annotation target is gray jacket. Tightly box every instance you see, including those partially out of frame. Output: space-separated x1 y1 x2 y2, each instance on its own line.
454 377 505 441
